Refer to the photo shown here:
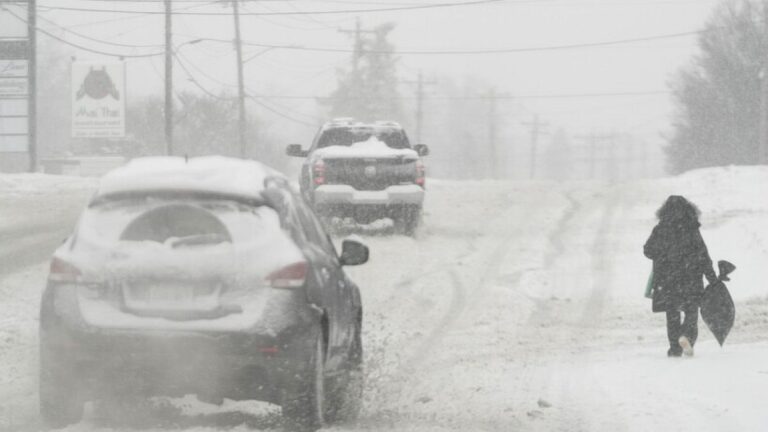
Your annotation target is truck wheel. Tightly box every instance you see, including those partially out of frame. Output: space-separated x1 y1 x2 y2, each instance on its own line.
40 336 84 428
325 320 363 423
282 330 327 431
394 207 421 236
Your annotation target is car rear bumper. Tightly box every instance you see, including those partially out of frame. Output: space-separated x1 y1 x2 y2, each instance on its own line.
313 184 424 206
40 284 318 403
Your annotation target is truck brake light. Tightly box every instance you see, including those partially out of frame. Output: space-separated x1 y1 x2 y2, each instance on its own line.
313 159 326 185
415 160 426 187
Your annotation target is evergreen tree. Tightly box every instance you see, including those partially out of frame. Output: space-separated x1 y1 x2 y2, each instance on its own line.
326 23 402 122
668 0 767 173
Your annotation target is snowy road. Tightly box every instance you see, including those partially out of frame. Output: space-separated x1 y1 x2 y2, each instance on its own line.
1 169 768 431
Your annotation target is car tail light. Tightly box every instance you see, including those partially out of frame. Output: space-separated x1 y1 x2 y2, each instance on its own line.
313 159 326 185
266 262 308 289
415 160 426 187
48 257 82 282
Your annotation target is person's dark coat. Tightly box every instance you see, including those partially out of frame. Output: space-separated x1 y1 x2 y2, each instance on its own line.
644 196 717 312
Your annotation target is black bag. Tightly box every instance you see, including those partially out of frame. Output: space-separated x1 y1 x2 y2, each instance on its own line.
700 261 737 346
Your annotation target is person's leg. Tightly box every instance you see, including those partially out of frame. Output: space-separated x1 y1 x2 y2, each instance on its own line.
682 307 699 346
666 310 682 356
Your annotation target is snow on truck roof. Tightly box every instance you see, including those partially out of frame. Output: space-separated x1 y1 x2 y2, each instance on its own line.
324 119 403 130
96 156 283 200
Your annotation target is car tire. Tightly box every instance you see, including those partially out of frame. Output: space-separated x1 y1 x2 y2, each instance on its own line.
325 320 364 424
39 336 84 429
394 206 421 237
282 330 327 431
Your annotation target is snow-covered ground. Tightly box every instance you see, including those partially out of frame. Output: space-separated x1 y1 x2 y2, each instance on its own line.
0 167 767 431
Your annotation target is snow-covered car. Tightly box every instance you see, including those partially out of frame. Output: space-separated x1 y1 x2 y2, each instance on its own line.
39 156 369 430
287 119 429 235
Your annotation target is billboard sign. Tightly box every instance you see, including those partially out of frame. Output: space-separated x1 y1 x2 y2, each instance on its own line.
71 61 126 138
0 12 29 153
0 60 28 97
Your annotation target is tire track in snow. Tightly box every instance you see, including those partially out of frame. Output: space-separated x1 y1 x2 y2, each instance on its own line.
363 190 539 420
579 189 621 326
509 189 596 431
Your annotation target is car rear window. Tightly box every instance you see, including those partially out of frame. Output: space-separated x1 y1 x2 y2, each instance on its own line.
76 196 281 248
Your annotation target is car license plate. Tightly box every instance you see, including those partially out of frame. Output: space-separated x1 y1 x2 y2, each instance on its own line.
126 284 196 304
148 285 195 302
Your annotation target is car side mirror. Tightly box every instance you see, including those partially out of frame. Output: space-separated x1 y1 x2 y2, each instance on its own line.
339 239 369 266
414 144 429 157
286 144 308 157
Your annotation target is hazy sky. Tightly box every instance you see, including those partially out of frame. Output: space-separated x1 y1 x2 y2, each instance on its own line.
29 0 724 145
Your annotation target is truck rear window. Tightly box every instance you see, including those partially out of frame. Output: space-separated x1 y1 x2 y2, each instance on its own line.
317 127 411 149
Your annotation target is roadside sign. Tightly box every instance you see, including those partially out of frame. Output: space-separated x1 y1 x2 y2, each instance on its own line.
0 60 28 77
0 43 30 155
71 61 126 138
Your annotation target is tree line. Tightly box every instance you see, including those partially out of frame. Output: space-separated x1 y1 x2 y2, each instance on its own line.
668 0 768 173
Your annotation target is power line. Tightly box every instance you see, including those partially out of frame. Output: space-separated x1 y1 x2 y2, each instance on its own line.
248 90 671 101
11 6 705 57
246 94 319 127
1 5 165 57
38 0 507 16
228 30 701 55
173 52 320 127
35 13 165 48
39 1 219 29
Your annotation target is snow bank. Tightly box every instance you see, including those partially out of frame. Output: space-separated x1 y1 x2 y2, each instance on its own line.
632 165 768 301
0 173 97 196
313 136 418 159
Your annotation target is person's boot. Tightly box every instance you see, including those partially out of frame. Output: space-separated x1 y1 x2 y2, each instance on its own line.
678 336 694 357
667 346 682 357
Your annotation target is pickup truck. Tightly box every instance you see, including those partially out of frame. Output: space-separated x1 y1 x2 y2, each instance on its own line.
287 120 429 236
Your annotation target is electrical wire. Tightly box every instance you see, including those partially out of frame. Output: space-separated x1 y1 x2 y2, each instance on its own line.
249 90 671 101
38 0 507 16
246 94 319 127
175 50 238 87
173 52 320 127
226 30 702 55
247 88 324 122
43 1 219 29
1 6 165 57
35 13 165 49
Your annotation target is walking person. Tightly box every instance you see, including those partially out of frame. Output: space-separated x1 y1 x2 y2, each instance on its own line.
644 195 718 357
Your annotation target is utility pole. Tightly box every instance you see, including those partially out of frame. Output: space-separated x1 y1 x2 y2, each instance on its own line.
164 0 173 156
488 87 498 178
402 71 436 144
28 0 37 172
575 132 612 180
760 69 767 164
606 132 618 182
232 0 247 158
521 114 549 180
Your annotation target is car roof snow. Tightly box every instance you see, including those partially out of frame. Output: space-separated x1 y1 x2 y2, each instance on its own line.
96 156 283 201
